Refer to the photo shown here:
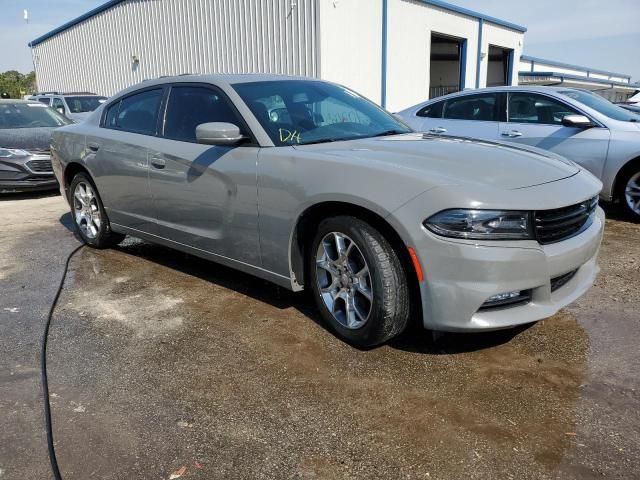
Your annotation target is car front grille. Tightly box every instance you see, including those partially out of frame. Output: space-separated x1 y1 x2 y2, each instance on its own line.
534 196 598 245
550 269 578 292
26 158 53 173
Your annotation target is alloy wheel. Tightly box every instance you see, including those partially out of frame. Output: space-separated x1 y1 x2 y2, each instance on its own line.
625 172 640 215
73 181 102 239
315 232 373 329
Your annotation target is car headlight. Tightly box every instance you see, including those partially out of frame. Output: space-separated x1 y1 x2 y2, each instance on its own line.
424 209 533 240
0 148 30 158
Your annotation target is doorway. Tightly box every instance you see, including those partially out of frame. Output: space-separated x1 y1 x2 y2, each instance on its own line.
429 33 467 99
487 45 514 87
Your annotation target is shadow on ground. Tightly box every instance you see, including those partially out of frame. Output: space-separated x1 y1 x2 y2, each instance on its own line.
59 211 526 356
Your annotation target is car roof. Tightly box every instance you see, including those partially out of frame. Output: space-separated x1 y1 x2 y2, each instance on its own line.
424 85 584 101
35 93 103 97
0 99 45 105
400 85 590 112
146 73 308 85
111 73 316 98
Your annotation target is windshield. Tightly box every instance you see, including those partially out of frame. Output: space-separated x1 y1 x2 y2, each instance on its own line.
65 96 107 113
560 90 638 122
0 102 72 129
233 80 412 146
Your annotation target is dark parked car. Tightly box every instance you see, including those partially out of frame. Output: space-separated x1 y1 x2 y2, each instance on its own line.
0 99 71 193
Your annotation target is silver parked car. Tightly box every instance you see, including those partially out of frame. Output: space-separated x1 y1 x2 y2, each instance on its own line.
398 87 640 220
52 75 604 347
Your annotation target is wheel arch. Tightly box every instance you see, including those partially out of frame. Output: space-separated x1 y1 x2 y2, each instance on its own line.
63 162 93 198
612 155 640 200
289 201 422 322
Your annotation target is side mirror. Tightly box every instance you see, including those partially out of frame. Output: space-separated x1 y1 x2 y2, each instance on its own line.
196 122 244 145
562 114 595 128
56 106 65 115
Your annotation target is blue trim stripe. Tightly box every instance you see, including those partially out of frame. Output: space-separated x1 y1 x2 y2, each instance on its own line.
29 0 126 47
459 39 467 89
475 19 483 89
419 0 527 33
506 49 514 86
381 0 388 108
518 71 640 89
521 55 630 80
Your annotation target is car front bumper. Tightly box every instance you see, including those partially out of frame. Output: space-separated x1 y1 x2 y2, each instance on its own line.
411 206 604 331
0 154 58 193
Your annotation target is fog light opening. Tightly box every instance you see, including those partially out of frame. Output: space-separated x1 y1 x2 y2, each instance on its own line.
479 289 532 310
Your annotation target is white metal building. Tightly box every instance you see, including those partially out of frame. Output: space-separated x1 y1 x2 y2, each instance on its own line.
519 55 639 103
29 0 526 112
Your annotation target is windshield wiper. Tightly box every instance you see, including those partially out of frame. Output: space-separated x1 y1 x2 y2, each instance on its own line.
298 138 342 145
371 129 407 138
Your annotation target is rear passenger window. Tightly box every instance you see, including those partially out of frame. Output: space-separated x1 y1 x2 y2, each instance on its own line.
104 101 120 128
416 101 444 118
163 86 243 143
443 94 498 121
110 89 163 135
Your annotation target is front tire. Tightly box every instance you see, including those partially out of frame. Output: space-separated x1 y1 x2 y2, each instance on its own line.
619 168 640 222
308 216 410 348
69 173 125 248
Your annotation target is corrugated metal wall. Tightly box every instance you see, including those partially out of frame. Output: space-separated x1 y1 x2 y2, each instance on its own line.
32 0 319 96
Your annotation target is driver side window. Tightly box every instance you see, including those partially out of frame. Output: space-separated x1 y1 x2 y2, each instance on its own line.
52 98 65 112
508 93 580 126
163 85 244 143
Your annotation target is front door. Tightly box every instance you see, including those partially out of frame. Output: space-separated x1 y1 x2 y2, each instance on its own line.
500 92 611 178
147 84 261 266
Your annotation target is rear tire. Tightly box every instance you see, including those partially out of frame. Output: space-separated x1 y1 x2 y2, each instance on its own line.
618 168 640 222
308 216 410 348
69 173 125 248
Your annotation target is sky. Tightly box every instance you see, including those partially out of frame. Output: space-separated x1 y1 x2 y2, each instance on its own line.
1 0 639 81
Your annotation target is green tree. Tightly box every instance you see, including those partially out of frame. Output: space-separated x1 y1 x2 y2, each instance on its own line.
0 71 37 99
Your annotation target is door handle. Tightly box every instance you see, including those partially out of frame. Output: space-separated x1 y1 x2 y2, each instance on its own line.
501 130 523 138
150 157 166 169
429 127 447 134
87 142 100 152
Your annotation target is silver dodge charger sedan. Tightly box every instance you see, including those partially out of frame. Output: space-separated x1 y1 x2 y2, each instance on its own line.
51 75 604 347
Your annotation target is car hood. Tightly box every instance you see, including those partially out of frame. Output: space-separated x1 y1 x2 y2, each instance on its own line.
293 133 580 190
0 127 56 152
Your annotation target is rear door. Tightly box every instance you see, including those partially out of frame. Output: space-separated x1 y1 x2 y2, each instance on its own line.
421 92 502 140
500 91 610 177
85 87 164 232
147 83 261 265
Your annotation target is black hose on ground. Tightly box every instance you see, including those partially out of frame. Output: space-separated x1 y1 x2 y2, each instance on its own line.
41 244 84 480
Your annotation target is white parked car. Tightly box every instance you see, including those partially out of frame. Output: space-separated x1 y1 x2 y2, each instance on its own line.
399 87 640 220
30 92 107 122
